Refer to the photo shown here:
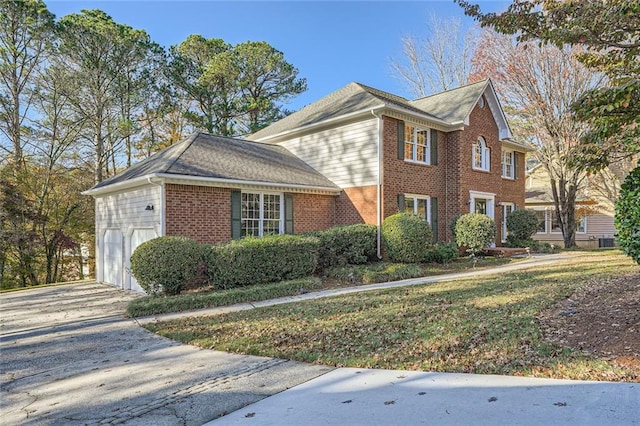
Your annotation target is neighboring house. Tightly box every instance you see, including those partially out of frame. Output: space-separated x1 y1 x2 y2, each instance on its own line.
84 79 530 292
525 165 617 248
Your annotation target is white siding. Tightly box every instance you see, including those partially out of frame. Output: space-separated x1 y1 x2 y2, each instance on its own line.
95 185 162 291
280 118 378 188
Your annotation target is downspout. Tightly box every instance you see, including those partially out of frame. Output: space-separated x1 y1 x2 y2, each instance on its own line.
371 109 384 259
147 176 165 236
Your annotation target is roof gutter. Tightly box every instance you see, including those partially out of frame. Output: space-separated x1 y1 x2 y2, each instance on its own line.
84 173 341 196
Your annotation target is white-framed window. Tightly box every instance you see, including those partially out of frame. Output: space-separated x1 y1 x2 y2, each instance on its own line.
473 136 490 171
241 192 283 237
502 150 515 179
469 190 495 220
501 203 515 242
550 211 587 234
404 124 431 164
528 208 548 234
403 194 431 223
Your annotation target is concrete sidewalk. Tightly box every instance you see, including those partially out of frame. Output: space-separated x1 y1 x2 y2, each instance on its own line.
138 252 579 325
208 368 640 425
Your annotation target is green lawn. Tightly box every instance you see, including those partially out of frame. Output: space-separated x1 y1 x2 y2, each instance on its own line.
146 250 639 381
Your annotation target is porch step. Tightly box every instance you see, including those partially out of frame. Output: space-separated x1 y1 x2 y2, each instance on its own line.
483 247 530 258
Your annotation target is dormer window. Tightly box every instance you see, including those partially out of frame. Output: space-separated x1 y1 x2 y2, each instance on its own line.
473 137 490 171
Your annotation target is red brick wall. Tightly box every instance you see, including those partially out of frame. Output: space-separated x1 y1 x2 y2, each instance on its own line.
165 184 232 244
336 185 377 225
380 101 526 244
293 193 336 233
165 184 337 242
453 100 526 244
381 116 448 241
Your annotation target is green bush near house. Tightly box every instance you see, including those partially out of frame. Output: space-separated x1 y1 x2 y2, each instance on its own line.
312 224 377 270
455 213 496 256
425 242 459 264
207 234 320 289
381 212 433 263
615 166 640 265
130 236 208 296
505 209 539 247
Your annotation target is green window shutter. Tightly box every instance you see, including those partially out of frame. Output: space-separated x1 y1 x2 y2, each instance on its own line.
231 190 242 239
397 120 405 160
284 193 294 234
397 193 405 212
514 152 519 179
431 197 439 242
430 129 438 165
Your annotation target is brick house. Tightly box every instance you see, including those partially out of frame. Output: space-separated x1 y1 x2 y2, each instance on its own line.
85 79 530 292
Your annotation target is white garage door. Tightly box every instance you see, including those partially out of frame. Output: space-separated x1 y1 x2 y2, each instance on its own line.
129 229 157 293
103 230 123 287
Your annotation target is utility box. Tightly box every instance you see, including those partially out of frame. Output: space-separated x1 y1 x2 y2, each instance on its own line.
599 238 614 248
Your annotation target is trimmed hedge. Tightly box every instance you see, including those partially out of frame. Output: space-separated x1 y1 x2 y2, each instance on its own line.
455 213 496 256
313 224 377 270
382 212 433 263
207 234 319 289
426 242 459 264
130 236 208 296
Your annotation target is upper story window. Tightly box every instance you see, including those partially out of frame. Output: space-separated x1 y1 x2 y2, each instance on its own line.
404 124 431 164
241 192 282 237
473 136 490 171
502 150 515 179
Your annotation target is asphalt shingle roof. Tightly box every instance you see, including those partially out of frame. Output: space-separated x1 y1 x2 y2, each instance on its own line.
249 82 441 141
91 133 339 191
409 80 489 124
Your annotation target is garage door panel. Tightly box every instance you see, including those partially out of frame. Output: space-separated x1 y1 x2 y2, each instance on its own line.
129 229 157 293
103 230 123 287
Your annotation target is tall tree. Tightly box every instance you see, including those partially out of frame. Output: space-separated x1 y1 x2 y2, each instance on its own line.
390 14 477 97
233 41 306 134
166 35 233 135
55 9 159 183
0 0 54 169
167 36 306 136
472 30 604 248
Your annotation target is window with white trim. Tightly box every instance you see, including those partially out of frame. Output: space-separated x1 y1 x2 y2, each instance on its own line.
473 137 490 171
528 209 547 234
469 190 495 219
502 150 515 179
404 124 431 164
241 192 282 237
404 194 431 223
550 210 587 234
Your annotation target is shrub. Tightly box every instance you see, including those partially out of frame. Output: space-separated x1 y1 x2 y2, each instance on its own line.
207 234 319 289
314 224 377 270
455 213 496 256
615 166 640 265
449 214 461 242
130 236 208 296
381 212 432 263
426 242 459 264
506 210 539 240
536 242 559 254
505 235 535 249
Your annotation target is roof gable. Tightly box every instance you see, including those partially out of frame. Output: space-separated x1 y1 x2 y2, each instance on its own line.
250 79 513 142
88 133 339 194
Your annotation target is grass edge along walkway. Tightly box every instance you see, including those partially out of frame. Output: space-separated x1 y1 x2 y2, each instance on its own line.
135 253 578 325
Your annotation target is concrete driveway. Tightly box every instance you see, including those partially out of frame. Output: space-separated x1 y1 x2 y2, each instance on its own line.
0 282 330 425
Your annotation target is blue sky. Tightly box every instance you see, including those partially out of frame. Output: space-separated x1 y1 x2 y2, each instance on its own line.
45 1 509 111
